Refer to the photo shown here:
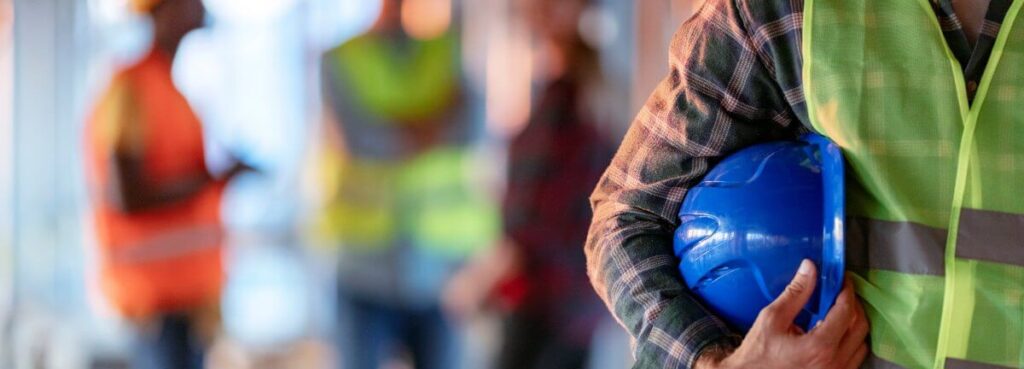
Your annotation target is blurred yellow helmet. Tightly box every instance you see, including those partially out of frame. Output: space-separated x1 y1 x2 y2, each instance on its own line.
128 0 164 13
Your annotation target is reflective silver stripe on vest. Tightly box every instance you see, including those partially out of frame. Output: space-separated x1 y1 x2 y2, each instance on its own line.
847 217 947 276
110 224 222 264
945 358 1018 369
860 354 908 369
955 208 1024 267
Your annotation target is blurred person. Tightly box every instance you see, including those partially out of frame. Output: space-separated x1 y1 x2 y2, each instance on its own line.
443 0 613 368
315 0 498 368
83 0 253 368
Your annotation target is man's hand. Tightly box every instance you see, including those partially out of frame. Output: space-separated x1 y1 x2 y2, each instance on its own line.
223 158 259 181
696 259 869 369
442 239 522 321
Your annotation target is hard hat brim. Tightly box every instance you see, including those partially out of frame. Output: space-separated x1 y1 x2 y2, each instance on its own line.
803 133 846 328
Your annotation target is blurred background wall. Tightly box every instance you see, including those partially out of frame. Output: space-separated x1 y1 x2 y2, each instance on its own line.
0 0 705 368
0 0 12 364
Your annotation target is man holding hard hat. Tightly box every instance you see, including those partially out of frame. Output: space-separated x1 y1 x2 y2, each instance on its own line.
587 0 1024 368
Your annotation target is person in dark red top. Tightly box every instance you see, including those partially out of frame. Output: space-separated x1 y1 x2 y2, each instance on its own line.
444 0 612 367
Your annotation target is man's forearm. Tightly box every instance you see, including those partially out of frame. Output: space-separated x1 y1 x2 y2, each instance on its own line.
693 340 737 369
109 153 216 213
586 208 741 368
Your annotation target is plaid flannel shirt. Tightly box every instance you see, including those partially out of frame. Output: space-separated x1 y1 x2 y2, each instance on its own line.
585 0 1011 368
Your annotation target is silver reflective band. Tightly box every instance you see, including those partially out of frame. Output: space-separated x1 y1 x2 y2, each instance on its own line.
860 353 909 369
110 224 222 264
945 358 1018 369
847 217 947 276
955 208 1024 267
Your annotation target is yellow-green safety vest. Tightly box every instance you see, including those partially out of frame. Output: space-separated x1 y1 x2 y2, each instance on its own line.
315 31 496 257
316 147 499 257
805 0 1024 368
331 32 458 124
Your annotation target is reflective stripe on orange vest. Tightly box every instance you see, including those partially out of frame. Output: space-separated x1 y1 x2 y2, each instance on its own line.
107 223 222 265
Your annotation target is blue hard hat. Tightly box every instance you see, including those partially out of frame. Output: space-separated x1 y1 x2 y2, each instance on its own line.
673 133 845 332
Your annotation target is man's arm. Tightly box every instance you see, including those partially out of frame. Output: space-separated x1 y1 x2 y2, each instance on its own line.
108 153 220 213
101 80 232 213
585 1 806 368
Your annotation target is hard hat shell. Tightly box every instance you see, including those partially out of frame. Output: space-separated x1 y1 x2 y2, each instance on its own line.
673 133 844 332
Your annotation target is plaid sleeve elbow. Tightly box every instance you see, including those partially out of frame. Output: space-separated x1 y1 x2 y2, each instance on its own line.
632 300 742 369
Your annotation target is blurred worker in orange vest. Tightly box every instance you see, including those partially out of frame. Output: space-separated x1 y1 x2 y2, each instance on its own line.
84 0 251 368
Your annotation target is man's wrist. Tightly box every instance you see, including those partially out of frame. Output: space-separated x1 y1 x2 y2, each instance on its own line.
693 341 736 369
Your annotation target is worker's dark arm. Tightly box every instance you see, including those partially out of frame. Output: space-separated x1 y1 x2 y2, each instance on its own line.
101 83 243 213
585 1 807 368
106 152 229 213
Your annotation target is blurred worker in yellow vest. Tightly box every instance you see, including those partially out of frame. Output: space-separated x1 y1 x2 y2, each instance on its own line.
315 0 498 367
84 0 252 368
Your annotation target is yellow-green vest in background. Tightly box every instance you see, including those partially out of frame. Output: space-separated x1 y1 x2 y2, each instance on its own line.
333 32 458 124
316 32 498 258
317 147 498 257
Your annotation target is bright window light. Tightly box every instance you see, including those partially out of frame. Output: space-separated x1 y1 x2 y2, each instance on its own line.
204 0 300 24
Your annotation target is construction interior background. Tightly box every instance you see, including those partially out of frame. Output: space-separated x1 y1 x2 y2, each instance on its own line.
0 0 704 368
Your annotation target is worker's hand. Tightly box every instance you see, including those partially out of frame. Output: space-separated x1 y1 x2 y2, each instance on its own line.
696 260 869 369
442 263 493 321
442 240 522 321
442 245 497 321
224 158 259 180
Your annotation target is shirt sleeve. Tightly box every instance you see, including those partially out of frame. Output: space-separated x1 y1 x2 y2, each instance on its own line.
584 1 806 368
501 124 539 246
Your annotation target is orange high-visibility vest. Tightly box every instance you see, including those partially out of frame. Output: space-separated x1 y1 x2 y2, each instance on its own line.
85 48 224 319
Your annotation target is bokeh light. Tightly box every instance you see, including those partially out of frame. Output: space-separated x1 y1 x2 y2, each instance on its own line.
203 0 299 24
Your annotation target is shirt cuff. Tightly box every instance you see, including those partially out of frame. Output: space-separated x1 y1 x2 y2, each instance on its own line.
631 298 742 369
689 334 742 369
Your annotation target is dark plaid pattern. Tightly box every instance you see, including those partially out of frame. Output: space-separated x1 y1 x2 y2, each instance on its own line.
585 0 1011 368
504 77 614 346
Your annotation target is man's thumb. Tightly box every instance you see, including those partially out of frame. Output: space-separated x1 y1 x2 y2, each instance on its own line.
763 259 817 327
